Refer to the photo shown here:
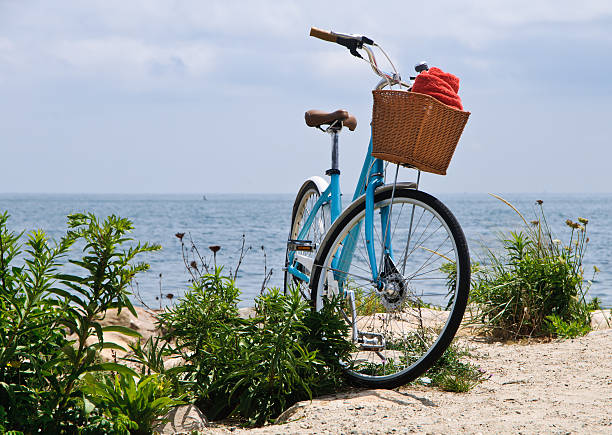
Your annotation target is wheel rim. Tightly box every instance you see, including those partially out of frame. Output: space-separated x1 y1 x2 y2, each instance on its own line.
314 195 465 382
286 186 330 299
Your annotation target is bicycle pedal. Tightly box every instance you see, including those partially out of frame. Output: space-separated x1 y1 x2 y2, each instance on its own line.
287 239 317 252
358 331 386 351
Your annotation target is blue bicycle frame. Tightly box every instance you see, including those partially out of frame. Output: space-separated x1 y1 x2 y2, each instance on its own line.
286 132 393 290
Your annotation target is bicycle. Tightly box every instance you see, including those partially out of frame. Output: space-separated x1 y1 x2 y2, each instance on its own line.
284 27 471 389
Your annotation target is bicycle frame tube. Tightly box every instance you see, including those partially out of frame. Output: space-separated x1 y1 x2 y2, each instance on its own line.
290 133 392 289
286 174 341 283
334 134 389 289
352 136 375 200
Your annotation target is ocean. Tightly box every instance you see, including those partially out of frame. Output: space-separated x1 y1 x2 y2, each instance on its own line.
0 193 610 307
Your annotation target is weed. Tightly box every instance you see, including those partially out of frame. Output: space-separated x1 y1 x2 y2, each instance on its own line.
466 197 598 339
0 211 161 433
157 272 350 426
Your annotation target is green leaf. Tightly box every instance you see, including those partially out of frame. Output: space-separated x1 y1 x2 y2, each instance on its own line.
87 362 139 379
61 344 78 364
83 396 96 415
101 325 142 338
92 341 128 352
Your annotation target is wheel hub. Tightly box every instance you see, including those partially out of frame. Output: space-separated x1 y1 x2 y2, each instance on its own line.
378 270 408 310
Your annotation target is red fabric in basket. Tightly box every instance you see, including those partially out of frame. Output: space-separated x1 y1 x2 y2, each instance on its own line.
411 67 463 111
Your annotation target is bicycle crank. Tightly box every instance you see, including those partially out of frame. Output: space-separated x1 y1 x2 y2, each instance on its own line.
345 289 387 352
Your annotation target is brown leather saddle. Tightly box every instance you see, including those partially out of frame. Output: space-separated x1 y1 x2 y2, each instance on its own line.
305 109 357 131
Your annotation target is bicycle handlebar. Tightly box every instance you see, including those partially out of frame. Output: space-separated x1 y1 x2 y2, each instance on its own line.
310 27 337 43
309 27 374 58
310 26 410 90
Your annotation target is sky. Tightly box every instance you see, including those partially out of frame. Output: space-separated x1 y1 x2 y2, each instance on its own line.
1 0 611 195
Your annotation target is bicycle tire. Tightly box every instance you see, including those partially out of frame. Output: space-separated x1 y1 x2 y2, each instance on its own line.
310 185 470 389
284 177 331 299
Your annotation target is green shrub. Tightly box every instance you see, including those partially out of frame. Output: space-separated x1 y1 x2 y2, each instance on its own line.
0 211 161 433
468 196 597 339
81 373 185 435
544 314 591 339
157 270 351 426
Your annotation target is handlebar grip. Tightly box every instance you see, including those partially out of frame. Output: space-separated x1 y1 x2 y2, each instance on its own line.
310 27 337 43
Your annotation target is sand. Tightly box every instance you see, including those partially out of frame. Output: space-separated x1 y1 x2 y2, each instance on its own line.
94 307 612 434
205 317 612 434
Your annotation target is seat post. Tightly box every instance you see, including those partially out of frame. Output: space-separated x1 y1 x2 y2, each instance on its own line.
331 130 339 173
325 123 342 222
326 122 341 176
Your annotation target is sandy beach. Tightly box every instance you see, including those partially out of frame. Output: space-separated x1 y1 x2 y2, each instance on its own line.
96 308 612 434
203 313 612 434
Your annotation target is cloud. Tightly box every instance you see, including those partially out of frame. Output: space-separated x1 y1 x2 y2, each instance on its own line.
1 0 612 194
50 38 215 80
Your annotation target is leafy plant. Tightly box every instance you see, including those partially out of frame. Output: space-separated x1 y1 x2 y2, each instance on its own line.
125 336 172 376
157 270 350 426
544 314 591 339
426 342 487 392
51 213 160 413
82 373 185 435
466 196 597 339
0 212 162 433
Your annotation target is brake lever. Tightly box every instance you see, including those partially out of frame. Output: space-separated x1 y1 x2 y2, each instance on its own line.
350 48 362 58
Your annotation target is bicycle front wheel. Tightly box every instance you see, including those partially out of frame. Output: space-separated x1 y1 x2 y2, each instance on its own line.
310 186 470 389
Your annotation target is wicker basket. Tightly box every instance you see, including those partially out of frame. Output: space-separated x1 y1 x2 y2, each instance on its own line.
371 90 470 175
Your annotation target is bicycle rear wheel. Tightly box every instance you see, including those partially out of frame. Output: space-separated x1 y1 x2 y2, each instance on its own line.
310 186 470 389
284 178 331 299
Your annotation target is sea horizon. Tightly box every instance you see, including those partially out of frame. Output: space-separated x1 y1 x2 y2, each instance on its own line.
1 192 610 308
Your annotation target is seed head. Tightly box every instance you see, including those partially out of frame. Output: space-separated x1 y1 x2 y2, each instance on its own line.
536 199 543 205
175 232 185 241
578 217 588 225
565 220 580 229
530 220 539 226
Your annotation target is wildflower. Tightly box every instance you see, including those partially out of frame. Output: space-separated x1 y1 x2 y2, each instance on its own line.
577 225 585 232
565 219 580 229
594 265 601 273
536 199 543 205
7 360 21 369
530 220 539 226
578 217 588 225
552 239 561 245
